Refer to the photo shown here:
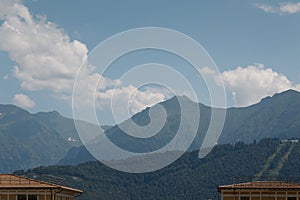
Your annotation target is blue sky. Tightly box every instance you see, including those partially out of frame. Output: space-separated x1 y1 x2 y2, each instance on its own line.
0 0 300 125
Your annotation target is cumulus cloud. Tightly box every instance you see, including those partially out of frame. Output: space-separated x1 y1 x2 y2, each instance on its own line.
73 73 166 123
0 0 88 92
221 65 293 106
13 93 35 108
255 2 300 15
280 2 300 14
97 85 165 114
201 64 299 107
0 0 168 121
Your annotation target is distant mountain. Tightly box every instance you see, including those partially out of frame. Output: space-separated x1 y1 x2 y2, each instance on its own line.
33 111 82 146
0 105 70 172
59 95 209 164
59 89 300 165
19 138 300 200
0 105 99 173
219 89 300 143
1 89 300 171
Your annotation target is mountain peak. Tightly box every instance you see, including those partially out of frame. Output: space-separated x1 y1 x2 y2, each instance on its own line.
161 95 194 105
268 89 300 103
34 110 63 119
258 89 300 105
0 104 31 117
273 89 300 97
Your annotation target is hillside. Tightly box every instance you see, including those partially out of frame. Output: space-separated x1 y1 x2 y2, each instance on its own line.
220 89 300 143
33 111 82 146
1 89 300 172
18 138 300 200
59 89 300 165
0 105 97 172
0 105 72 172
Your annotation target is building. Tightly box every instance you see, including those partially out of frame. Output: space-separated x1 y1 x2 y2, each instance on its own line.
218 181 300 200
0 174 83 200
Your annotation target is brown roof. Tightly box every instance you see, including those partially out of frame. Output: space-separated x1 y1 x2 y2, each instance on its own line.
218 181 300 192
0 174 82 194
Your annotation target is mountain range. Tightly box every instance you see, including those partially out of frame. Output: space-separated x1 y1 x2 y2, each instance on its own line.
1 89 300 172
0 105 97 172
59 89 300 165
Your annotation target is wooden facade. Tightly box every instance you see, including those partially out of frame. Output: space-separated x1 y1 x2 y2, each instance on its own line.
0 174 82 200
218 181 300 200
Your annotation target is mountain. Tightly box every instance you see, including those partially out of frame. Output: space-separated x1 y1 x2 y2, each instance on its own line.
1 89 300 171
58 145 96 165
17 138 300 200
0 105 99 173
33 111 82 147
59 95 211 163
59 89 300 165
0 105 71 172
219 89 300 143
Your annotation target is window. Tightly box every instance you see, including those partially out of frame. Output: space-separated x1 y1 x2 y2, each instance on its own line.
240 197 250 200
17 195 37 200
287 197 297 200
28 195 37 200
17 195 26 200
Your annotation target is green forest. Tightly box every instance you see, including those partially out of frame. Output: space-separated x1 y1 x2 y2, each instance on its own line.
15 138 300 200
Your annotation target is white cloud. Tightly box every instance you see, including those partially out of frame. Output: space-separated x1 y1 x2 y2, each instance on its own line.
294 84 300 93
255 4 278 14
255 2 300 15
201 64 299 107
221 65 293 106
72 73 120 108
97 85 165 112
13 93 35 108
0 0 173 122
76 78 166 123
72 73 168 123
280 2 300 14
0 0 88 92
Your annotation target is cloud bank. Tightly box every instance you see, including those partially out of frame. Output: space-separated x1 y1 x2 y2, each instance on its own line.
201 64 300 107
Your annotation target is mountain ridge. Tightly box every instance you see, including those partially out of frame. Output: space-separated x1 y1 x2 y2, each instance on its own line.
59 89 300 165
1 89 300 171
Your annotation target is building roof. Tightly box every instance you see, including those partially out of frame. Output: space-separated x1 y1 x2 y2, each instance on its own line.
218 181 300 192
0 174 82 194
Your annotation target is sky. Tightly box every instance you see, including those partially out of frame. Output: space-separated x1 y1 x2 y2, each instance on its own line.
0 0 300 125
